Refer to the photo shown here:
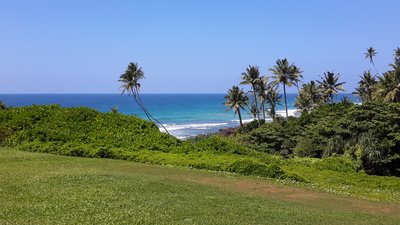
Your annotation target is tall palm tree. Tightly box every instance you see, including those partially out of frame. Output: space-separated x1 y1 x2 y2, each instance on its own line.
353 70 377 102
317 71 346 104
224 86 249 127
241 65 261 121
256 76 269 121
265 85 281 121
269 58 296 118
365 47 378 74
119 62 169 134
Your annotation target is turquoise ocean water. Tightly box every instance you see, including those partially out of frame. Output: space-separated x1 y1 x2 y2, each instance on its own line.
0 94 360 139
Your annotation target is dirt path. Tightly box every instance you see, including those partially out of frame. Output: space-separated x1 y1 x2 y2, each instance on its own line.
170 173 400 217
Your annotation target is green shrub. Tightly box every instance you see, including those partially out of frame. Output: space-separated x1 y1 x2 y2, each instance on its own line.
227 159 284 178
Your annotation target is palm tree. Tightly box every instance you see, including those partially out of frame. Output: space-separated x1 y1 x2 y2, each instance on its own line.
394 47 400 60
365 47 378 74
295 81 322 112
317 71 346 104
265 85 281 121
353 70 377 102
249 104 259 121
224 86 249 127
295 93 313 113
375 66 400 103
269 58 296 118
256 76 269 121
241 65 261 121
291 65 303 94
119 62 169 134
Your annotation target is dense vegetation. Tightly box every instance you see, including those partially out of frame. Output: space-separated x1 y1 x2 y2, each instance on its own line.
0 105 287 180
236 102 400 176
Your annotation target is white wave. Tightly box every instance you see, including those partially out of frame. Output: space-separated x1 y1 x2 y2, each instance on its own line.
230 118 254 123
159 122 229 131
276 109 301 117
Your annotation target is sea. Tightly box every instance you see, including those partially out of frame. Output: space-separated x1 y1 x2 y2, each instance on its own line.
0 93 360 139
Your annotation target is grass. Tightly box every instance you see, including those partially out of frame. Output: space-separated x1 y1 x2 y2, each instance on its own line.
1 147 399 225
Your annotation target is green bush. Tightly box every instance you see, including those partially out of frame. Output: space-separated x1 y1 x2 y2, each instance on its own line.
227 159 284 178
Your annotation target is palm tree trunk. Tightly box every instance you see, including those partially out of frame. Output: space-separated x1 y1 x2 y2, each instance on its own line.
283 84 288 118
134 90 170 135
372 61 379 75
131 90 152 121
271 104 276 121
252 84 260 122
238 109 243 127
261 101 266 121
331 93 334 104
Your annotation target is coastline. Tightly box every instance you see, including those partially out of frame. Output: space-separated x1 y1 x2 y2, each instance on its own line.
160 109 301 139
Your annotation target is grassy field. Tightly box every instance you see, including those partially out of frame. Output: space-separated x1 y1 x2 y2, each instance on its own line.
1 147 399 225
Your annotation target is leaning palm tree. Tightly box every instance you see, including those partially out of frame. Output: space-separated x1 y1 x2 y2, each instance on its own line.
224 86 249 127
317 71 346 104
265 84 281 121
241 65 261 121
269 58 296 118
365 47 378 74
119 62 169 134
353 70 377 102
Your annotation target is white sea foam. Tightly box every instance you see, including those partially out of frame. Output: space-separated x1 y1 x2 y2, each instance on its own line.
276 109 301 117
159 122 229 132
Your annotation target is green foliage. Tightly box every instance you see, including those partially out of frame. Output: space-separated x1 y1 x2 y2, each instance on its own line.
238 102 400 176
0 105 291 180
227 159 284 178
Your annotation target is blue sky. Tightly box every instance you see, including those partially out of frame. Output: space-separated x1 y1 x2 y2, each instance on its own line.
0 0 399 94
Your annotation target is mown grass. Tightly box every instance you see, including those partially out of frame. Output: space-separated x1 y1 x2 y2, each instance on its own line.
1 147 399 225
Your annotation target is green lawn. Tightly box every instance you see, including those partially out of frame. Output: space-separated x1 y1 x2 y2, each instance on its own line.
1 147 399 225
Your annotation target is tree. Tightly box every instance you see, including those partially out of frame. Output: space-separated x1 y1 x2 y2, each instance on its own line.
291 65 303 94
317 71 346 104
265 84 281 121
375 68 400 103
119 62 169 134
394 47 400 60
269 58 296 118
241 65 261 122
248 104 259 121
295 81 322 112
256 76 269 121
353 70 377 102
365 47 378 74
224 86 249 127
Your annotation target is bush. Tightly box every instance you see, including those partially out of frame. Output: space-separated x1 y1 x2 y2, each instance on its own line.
227 159 285 178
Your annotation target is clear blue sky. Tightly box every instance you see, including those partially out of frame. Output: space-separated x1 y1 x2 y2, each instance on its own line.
1 0 399 94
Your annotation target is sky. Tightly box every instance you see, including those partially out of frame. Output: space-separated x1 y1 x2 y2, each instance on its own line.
0 0 399 94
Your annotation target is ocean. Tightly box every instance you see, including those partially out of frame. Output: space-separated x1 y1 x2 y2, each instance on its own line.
0 93 360 139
